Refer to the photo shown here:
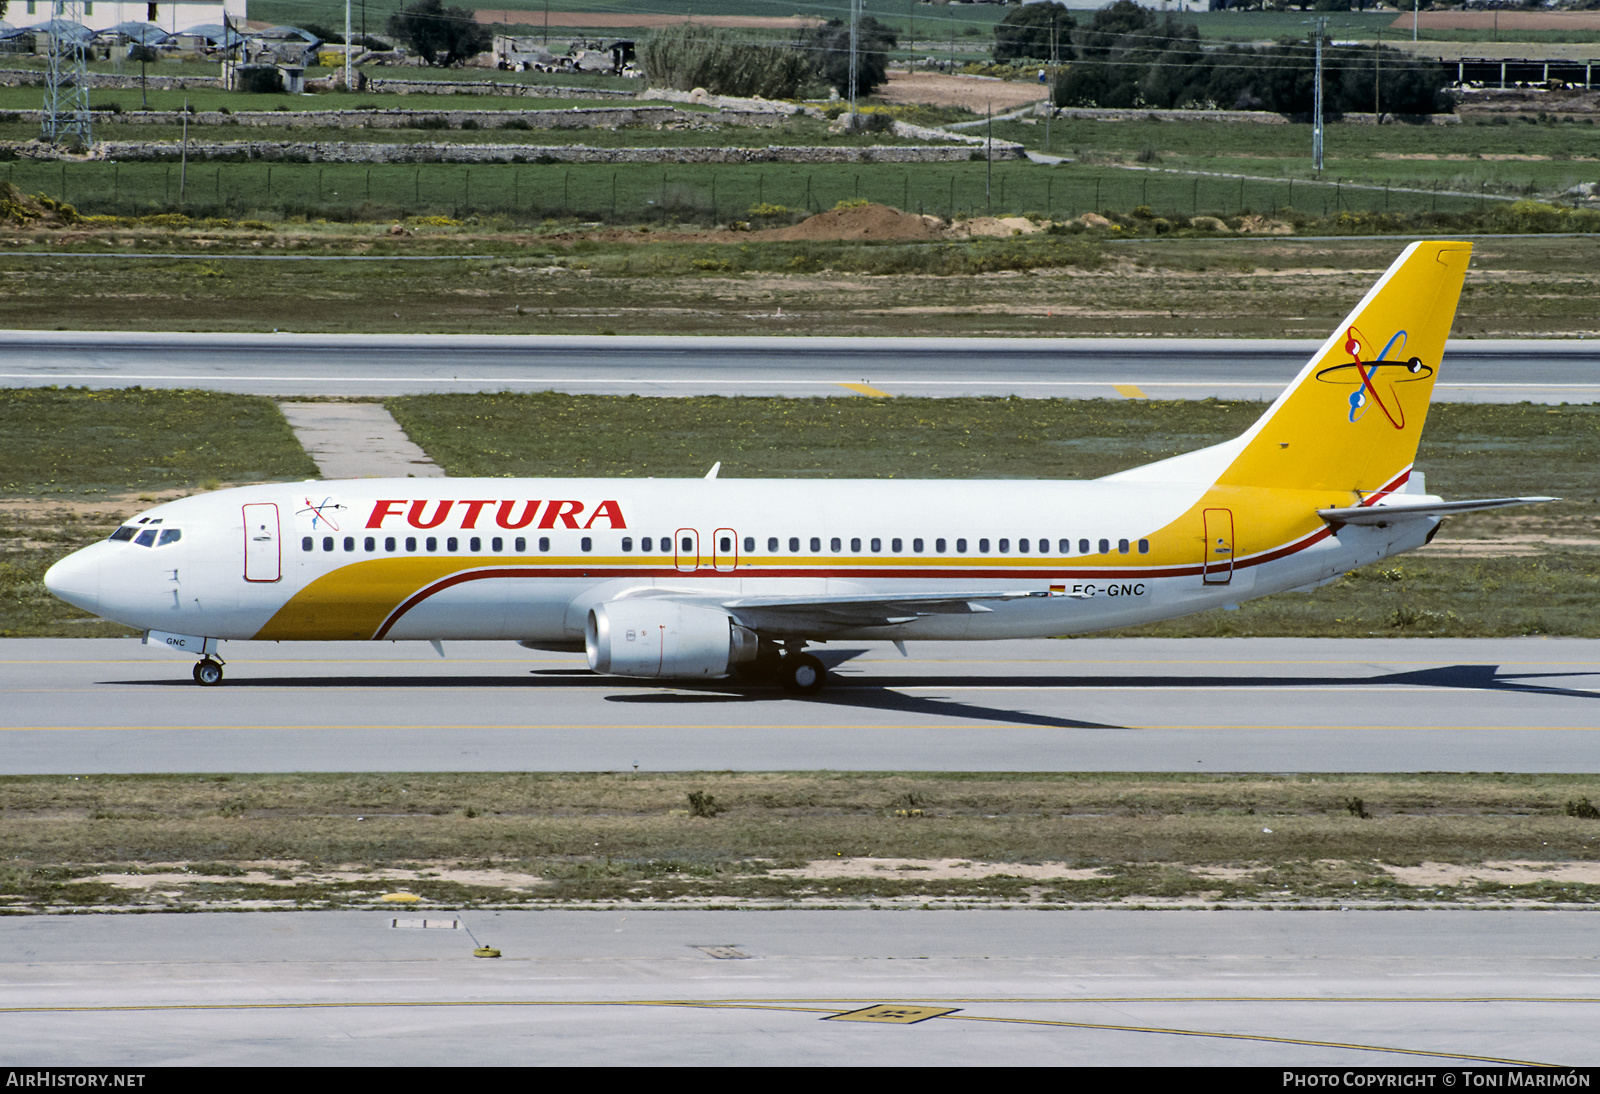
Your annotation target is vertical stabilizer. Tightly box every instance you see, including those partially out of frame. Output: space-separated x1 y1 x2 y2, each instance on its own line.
1216 241 1472 496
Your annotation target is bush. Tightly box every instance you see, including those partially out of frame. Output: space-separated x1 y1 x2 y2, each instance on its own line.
640 24 810 99
686 791 723 818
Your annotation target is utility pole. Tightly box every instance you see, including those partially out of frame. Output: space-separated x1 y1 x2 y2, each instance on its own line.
1311 17 1326 174
345 0 353 91
848 0 861 126
40 1 92 150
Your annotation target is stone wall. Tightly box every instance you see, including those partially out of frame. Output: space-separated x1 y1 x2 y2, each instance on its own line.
3 106 795 130
0 67 221 91
1035 103 1462 126
39 140 1021 164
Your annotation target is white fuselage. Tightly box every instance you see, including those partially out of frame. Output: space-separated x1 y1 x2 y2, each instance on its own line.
44 476 1437 647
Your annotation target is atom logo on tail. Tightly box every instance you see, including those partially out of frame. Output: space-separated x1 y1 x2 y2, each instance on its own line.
1314 326 1433 429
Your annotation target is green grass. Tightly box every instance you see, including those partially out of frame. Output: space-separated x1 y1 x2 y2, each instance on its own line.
0 388 316 497
2 772 1598 910
0 157 1491 226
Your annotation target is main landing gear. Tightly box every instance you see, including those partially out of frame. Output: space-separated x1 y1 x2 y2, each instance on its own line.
193 657 225 686
736 641 827 695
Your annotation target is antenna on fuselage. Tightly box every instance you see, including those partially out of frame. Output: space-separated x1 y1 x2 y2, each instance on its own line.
704 462 721 480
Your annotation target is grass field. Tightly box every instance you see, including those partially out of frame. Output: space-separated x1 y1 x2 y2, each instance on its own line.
1 234 1592 340
0 157 1500 228
2 771 1597 910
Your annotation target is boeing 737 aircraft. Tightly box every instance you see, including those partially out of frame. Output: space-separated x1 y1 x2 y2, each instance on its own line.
45 241 1550 692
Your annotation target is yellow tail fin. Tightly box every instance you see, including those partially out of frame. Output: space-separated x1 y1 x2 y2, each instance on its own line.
1217 241 1472 496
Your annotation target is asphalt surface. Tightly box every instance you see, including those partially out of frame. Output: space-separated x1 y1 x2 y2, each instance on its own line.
2 909 1593 1066
1 332 1597 401
5 636 1598 774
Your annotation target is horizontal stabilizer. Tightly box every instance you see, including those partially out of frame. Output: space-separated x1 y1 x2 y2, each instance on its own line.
1318 496 1557 526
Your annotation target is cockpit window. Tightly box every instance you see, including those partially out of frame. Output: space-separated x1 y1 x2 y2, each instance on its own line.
158 529 182 547
135 529 158 547
109 527 136 542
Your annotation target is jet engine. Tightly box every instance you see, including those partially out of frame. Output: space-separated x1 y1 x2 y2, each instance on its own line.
586 599 759 679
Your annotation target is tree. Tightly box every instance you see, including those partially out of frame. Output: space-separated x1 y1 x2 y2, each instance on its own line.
806 16 898 98
385 0 490 67
992 2 1074 64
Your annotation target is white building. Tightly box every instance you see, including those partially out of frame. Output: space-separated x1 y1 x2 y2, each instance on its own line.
9 1 248 37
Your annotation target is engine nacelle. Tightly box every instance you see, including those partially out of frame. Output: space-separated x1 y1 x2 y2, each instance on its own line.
586 599 758 679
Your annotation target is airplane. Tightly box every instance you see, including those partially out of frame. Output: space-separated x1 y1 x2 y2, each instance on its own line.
44 240 1552 692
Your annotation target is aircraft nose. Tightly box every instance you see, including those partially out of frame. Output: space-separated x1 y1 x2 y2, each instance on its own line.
43 548 102 614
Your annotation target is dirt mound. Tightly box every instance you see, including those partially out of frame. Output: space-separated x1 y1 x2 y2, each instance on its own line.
0 181 77 227
1235 214 1292 236
752 203 944 242
948 215 1041 239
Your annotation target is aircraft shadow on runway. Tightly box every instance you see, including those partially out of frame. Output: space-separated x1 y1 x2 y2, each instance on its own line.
100 657 1600 733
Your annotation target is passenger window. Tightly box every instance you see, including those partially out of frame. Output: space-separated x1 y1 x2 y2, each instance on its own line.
365 537 376 552
490 537 501 552
639 537 651 552
517 537 530 552
385 537 396 552
344 536 355 552
913 538 924 553
1118 539 1130 554
1079 539 1090 554
870 538 881 552
978 538 990 553
1037 539 1048 554
406 537 418 552
537 537 548 552
891 538 902 552
581 537 593 552
1059 539 1069 554
789 537 800 552
767 537 778 551
109 526 136 542
444 537 457 552
810 537 821 552
622 537 633 552
323 536 334 552
302 535 315 552
1098 539 1110 554
1019 539 1029 554
470 537 481 552
956 538 967 553
424 537 436 552
1139 539 1150 554
935 538 946 553
830 538 841 552
159 529 182 547
849 538 860 552
998 539 1010 554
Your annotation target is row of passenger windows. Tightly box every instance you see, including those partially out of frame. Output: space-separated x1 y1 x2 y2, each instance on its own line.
301 534 1150 556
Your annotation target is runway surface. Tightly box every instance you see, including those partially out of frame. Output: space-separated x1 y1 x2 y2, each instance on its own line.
1 332 1597 401
6 636 1599 774
2 908 1593 1066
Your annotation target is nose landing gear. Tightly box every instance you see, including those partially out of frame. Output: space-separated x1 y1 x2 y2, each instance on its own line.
193 658 225 686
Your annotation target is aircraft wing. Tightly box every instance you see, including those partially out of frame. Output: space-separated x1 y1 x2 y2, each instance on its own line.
1317 496 1557 526
716 589 1042 629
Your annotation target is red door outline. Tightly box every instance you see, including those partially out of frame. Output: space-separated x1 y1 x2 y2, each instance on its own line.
243 503 281 582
